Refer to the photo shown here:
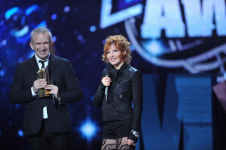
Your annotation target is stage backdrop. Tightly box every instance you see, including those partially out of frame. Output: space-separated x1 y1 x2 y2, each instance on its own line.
0 0 226 149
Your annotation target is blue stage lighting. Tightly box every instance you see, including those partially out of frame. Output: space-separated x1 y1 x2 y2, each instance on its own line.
52 36 57 42
125 0 132 3
14 25 29 37
90 26 96 32
5 7 19 20
26 5 38 16
28 51 35 58
1 39 7 46
18 57 23 63
36 20 47 28
64 6 70 13
0 20 4 26
18 130 23 137
52 14 57 20
0 70 5 77
80 119 97 140
141 40 164 56
102 39 106 45
77 35 83 41
13 15 18 21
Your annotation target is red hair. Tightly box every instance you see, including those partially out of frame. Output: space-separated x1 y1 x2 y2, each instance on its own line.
102 35 132 64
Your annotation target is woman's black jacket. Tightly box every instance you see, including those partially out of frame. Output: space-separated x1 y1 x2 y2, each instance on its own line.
93 63 143 137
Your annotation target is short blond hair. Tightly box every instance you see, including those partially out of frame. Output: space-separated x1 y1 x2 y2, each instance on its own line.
30 27 52 43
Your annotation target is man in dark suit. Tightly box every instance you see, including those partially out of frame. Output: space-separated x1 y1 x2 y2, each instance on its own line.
9 27 83 150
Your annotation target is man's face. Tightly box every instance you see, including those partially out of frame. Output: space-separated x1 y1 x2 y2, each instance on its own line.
30 33 52 60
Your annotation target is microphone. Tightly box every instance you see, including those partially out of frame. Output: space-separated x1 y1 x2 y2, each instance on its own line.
50 78 58 109
105 71 110 101
50 78 55 103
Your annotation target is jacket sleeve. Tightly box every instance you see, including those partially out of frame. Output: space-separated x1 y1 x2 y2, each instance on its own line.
59 60 83 103
9 63 35 104
128 71 143 142
93 70 106 107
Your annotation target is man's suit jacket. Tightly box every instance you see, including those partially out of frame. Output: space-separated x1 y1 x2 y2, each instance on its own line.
9 54 83 135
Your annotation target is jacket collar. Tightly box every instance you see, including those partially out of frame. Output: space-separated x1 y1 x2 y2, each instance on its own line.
107 63 129 81
48 53 57 73
28 53 57 74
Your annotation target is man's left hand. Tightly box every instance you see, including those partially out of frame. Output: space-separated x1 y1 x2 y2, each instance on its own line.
45 85 59 99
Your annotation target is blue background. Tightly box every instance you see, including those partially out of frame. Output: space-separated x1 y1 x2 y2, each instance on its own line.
0 0 226 149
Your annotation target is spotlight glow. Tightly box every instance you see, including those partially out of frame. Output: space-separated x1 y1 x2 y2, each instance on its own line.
14 25 29 37
28 51 35 58
52 14 57 20
141 40 163 55
80 119 97 140
18 130 23 137
64 6 70 13
90 26 96 32
0 70 5 77
36 20 47 28
5 7 19 20
52 36 57 42
25 5 38 16
77 35 83 41
2 39 7 46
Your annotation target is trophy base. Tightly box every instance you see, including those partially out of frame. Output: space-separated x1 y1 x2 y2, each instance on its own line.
38 89 50 97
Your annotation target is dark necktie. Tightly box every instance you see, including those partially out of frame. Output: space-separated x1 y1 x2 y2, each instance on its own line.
39 60 47 69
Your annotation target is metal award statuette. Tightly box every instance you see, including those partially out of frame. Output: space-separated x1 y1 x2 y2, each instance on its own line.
37 68 50 97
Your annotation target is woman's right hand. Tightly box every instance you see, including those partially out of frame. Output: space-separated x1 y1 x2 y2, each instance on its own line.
102 77 112 86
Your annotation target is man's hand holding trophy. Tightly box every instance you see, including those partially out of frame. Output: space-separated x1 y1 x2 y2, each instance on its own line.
34 68 50 97
33 61 59 103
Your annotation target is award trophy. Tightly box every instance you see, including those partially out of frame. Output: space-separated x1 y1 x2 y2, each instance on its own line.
37 68 50 97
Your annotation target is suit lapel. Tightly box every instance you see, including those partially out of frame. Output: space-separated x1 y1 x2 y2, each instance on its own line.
48 54 57 78
28 55 39 73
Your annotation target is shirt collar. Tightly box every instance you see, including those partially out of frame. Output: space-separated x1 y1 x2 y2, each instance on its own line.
35 52 50 64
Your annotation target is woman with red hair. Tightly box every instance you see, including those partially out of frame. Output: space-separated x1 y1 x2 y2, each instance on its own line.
93 35 143 150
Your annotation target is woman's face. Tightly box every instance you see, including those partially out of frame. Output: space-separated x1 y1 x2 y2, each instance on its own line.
107 44 124 69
